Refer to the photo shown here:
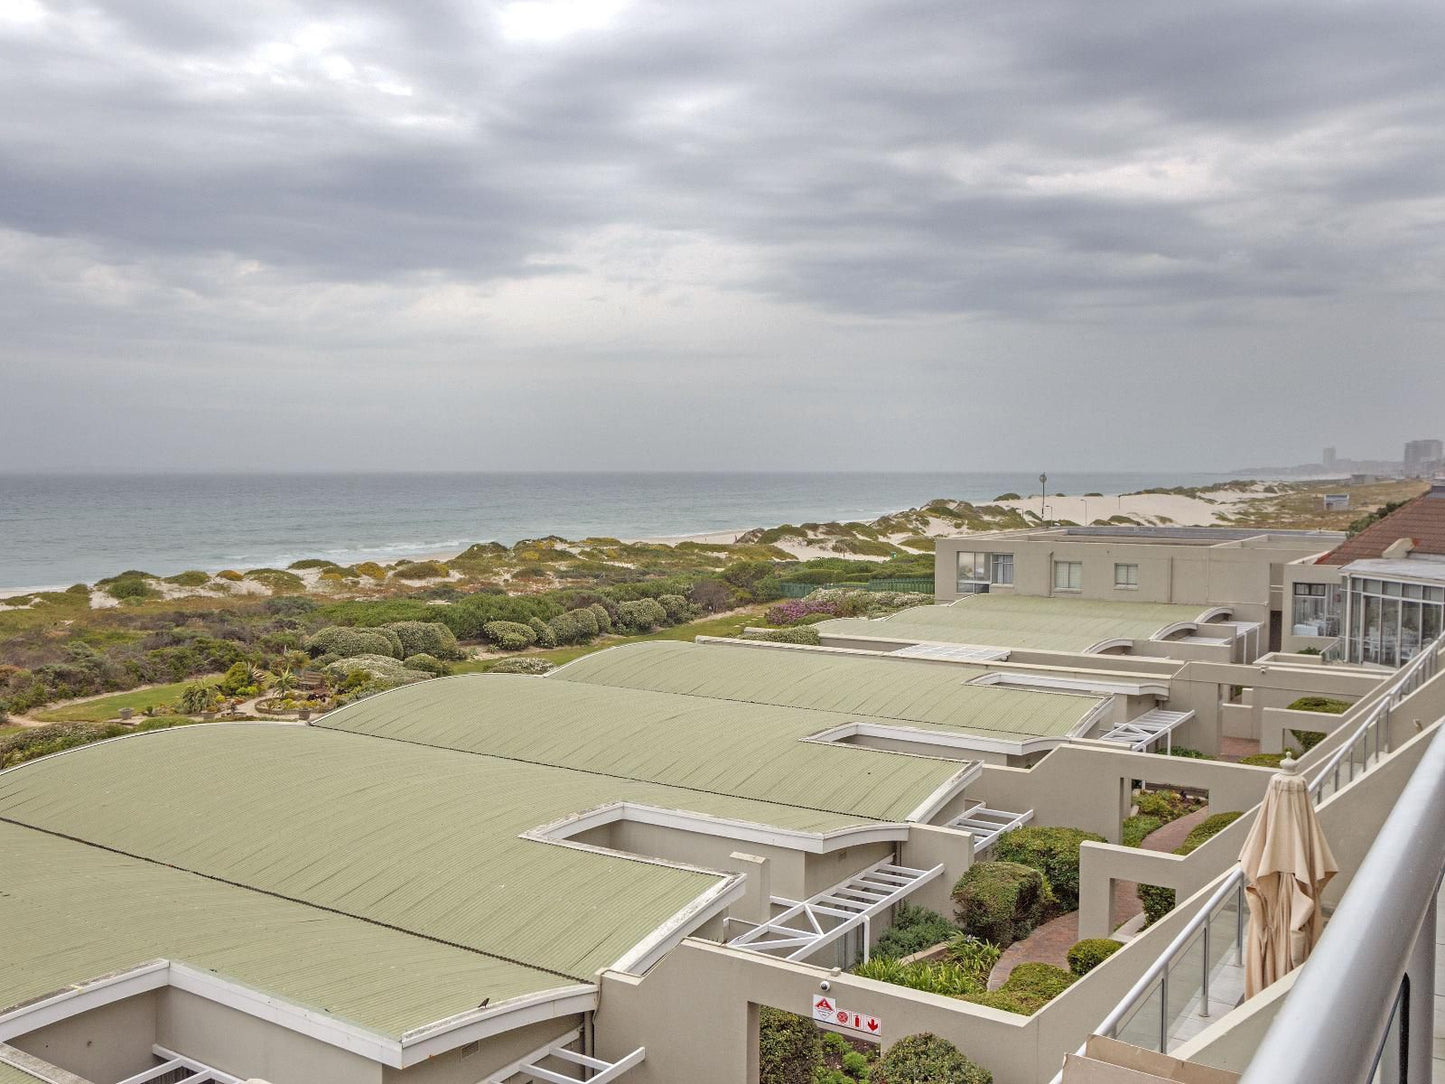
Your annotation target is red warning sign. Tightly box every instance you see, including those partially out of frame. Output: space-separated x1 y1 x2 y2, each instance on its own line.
811 996 882 1040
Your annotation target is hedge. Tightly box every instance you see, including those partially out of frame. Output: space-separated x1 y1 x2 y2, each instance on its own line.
386 621 463 660
615 598 667 633
1286 696 1351 714
528 617 558 648
993 826 1106 911
758 1008 820 1084
872 1033 992 1084
1067 938 1122 976
568 607 600 639
743 626 822 646
968 963 1075 1015
548 612 583 644
486 657 555 675
588 603 612 634
322 654 432 687
306 626 403 660
482 621 538 651
658 593 694 624
952 862 1054 947
1140 811 1246 925
874 902 958 959
402 653 450 676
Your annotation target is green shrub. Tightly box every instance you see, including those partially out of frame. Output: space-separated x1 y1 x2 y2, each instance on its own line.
1286 696 1351 715
987 962 1075 1013
944 935 1002 985
354 561 386 580
403 653 450 676
952 862 1054 947
391 560 450 580
0 720 129 769
307 626 404 660
852 957 982 997
616 598 667 633
568 607 600 639
873 1033 991 1084
486 657 555 675
1067 938 1122 976
243 568 306 594
323 654 431 687
1139 811 1245 925
994 492 1022 501
658 593 695 624
759 1008 820 1084
1166 746 1213 760
287 558 338 570
548 611 583 644
874 902 958 959
482 621 537 651
163 570 212 587
178 681 222 715
217 570 244 582
105 576 157 601
1134 789 1197 820
588 603 613 634
743 626 822 646
528 617 558 647
993 826 1105 911
1121 814 1163 848
1288 728 1327 752
1241 752 1286 768
385 621 463 660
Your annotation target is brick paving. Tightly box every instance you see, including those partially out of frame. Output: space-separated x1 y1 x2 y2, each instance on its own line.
1218 735 1262 763
986 808 1215 988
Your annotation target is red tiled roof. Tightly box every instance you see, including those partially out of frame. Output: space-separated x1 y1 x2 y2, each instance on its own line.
1317 486 1445 565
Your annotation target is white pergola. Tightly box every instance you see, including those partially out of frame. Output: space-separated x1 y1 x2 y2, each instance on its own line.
726 858 942 964
486 1034 646 1084
892 642 1011 663
1094 708 1195 753
116 1047 243 1084
946 802 1035 852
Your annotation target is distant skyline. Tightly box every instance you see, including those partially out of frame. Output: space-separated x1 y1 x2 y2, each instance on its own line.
3 1 1443 472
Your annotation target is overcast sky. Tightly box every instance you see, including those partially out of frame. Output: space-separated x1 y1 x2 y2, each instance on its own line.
2 0 1443 473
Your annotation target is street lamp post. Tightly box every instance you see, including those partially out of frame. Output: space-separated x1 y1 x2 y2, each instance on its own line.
1039 473 1047 522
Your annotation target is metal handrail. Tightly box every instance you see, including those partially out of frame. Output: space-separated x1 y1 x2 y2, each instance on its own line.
1307 637 1442 801
1240 715 1445 1083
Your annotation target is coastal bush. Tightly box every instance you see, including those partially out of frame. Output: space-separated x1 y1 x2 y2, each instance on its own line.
758 1008 820 1084
743 626 821 646
952 862 1054 948
874 902 958 959
568 607 600 639
402 653 450 676
548 612 583 644
588 602 612 633
1067 938 1122 976
323 654 431 687
216 570 243 582
385 621 462 660
993 826 1106 911
657 593 695 624
482 621 537 651
0 720 130 769
217 661 268 698
164 570 212 587
354 561 387 580
105 576 158 601
765 599 839 625
688 578 733 612
528 617 558 647
994 493 1022 501
392 560 450 581
486 657 555 675
306 626 403 661
244 569 306 594
615 598 667 633
873 1034 991 1084
287 559 338 570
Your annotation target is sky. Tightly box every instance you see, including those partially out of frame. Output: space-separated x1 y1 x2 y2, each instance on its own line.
1 0 1443 473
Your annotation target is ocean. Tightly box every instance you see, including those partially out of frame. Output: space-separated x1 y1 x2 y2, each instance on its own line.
0 471 1231 590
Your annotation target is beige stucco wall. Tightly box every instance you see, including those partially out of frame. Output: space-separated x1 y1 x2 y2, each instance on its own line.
380 1019 582 1084
11 990 159 1082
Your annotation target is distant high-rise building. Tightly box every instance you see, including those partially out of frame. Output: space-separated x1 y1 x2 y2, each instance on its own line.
1323 446 1337 469
1404 439 1443 477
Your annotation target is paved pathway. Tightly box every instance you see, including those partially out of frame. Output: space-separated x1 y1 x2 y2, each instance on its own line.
987 808 1215 989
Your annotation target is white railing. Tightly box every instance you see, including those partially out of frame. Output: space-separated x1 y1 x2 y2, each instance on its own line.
1308 636 1441 803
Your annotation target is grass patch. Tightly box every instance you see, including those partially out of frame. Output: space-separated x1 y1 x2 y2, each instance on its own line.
34 678 220 723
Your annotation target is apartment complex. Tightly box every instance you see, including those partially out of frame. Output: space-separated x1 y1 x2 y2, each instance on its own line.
3 521 1444 1084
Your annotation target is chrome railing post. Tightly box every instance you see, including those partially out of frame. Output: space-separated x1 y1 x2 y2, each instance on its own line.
1159 968 1169 1052
1201 923 1211 1018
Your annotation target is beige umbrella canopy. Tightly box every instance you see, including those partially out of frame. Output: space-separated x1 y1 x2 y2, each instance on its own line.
1239 771 1339 998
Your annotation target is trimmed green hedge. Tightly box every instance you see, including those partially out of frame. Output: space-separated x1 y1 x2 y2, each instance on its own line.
743 626 821 646
1067 938 1122 976
482 621 537 651
952 862 1054 947
758 1008 820 1084
873 1033 992 1084
307 626 403 660
993 826 1106 911
1286 696 1351 715
386 621 463 660
1140 811 1246 925
875 902 958 959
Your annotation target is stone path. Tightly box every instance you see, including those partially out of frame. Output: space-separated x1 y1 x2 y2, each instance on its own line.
986 808 1215 989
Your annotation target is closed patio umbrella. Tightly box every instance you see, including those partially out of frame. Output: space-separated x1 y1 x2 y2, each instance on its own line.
1239 771 1338 998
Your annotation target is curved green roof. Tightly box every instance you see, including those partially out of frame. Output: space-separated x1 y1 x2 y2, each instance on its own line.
551 640 1102 739
817 594 1222 653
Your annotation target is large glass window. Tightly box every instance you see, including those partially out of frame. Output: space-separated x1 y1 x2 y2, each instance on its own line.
1114 563 1139 588
1291 583 1341 636
1346 576 1445 666
956 552 989 593
1053 560 1083 591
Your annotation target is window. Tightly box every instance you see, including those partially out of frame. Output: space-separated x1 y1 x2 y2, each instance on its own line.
956 551 989 593
1345 576 1443 667
1292 583 1341 637
1114 563 1138 588
1053 560 1082 591
990 553 1014 586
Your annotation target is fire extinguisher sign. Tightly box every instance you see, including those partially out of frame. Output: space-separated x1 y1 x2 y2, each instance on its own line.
810 995 882 1040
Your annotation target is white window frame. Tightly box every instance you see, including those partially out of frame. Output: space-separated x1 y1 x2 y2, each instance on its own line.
1053 560 1082 591
1114 562 1139 589
990 552 1014 586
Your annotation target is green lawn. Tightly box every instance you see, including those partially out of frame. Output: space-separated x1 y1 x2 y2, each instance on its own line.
34 677 220 723
452 608 766 673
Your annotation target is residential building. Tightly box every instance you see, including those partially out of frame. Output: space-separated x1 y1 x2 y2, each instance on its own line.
1404 438 1443 477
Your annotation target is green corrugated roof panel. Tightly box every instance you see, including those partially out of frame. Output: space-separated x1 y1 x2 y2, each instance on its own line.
0 822 564 1036
817 594 1220 653
552 640 1101 739
0 1059 50 1084
0 724 887 982
320 676 967 821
